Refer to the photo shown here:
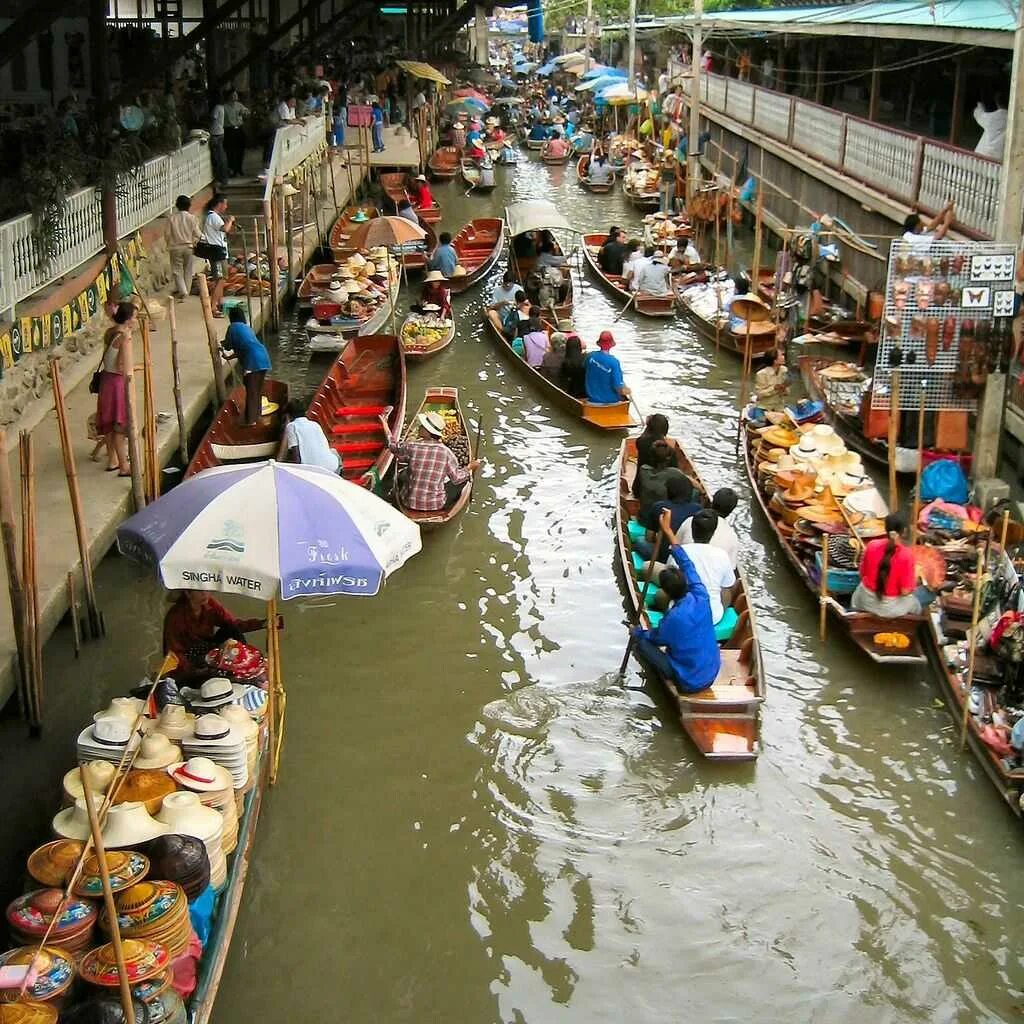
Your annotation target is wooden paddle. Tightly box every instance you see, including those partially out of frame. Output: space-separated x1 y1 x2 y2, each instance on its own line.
618 513 675 680
613 292 637 322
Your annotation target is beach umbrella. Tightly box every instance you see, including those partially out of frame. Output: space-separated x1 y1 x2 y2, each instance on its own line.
514 62 538 74
453 88 490 103
576 74 623 93
347 215 426 248
579 65 614 80
599 83 649 105
536 60 558 76
116 462 422 600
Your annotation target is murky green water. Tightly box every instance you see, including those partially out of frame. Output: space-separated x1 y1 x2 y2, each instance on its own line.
3 155 1021 1022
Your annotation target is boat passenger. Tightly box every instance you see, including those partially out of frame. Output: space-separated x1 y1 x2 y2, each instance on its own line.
631 543 721 693
668 236 701 271
219 308 271 427
584 331 630 405
428 232 458 277
851 513 944 617
501 291 532 342
528 121 550 142
536 239 567 271
635 439 688 509
754 349 790 411
512 231 537 260
676 488 740 568
284 398 341 474
588 153 614 186
539 331 567 382
635 413 670 473
598 227 628 277
727 275 751 333
467 139 487 161
489 270 520 314
389 411 481 512
522 313 549 367
163 590 266 684
636 475 702 562
560 336 588 397
621 240 646 288
410 175 435 210
631 252 672 296
395 198 420 224
659 510 736 623
545 132 570 159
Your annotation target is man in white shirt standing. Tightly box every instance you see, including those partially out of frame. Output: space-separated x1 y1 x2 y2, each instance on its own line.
974 98 1008 160
284 400 341 473
209 93 228 184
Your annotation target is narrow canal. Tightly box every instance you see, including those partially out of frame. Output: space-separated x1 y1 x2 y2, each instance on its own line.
2 154 1022 1021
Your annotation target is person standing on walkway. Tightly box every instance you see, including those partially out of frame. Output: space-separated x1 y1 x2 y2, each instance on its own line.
199 193 234 317
371 99 386 153
209 93 229 183
220 308 272 426
95 302 136 476
223 88 250 177
166 195 200 301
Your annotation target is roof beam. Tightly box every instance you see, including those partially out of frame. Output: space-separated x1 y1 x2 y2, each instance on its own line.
0 0 76 70
423 0 477 46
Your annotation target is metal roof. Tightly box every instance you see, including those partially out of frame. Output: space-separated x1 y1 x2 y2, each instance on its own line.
604 0 1018 48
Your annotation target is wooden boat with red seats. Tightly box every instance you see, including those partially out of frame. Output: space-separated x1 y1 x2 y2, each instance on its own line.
616 436 765 760
306 334 407 491
400 307 456 362
395 386 475 529
483 315 635 431
740 410 927 665
447 218 505 294
428 146 460 180
575 154 614 193
582 232 675 318
184 380 289 479
675 277 780 359
328 204 380 254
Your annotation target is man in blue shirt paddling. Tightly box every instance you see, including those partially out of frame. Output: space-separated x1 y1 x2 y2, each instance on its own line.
584 331 630 405
632 520 721 693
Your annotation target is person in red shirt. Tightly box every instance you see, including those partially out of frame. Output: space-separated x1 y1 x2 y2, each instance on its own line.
163 590 266 682
410 175 435 210
851 513 942 617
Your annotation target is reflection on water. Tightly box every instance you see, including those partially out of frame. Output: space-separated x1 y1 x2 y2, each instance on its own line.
58 152 1024 1021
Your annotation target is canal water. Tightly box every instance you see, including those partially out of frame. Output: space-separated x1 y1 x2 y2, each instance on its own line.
2 154 1021 1021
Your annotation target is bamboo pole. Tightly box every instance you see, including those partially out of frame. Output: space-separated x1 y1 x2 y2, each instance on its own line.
121 328 146 512
19 432 41 730
66 572 81 658
80 769 136 1024
0 430 27 721
751 183 764 288
49 360 102 638
819 533 829 641
167 300 188 466
910 381 926 546
887 369 901 509
252 218 267 328
140 318 158 503
329 150 341 217
959 545 986 750
239 224 255 328
285 194 296 297
196 274 228 405
268 188 282 331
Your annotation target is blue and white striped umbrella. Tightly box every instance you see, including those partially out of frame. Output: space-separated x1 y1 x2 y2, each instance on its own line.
117 462 421 601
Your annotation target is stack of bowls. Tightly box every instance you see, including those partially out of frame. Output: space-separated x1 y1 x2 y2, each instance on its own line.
26 841 85 889
6 890 97 956
0 947 75 1008
110 771 178 815
72 852 150 901
155 793 226 890
78 939 169 991
102 882 190 960
166 758 238 854
135 836 209 903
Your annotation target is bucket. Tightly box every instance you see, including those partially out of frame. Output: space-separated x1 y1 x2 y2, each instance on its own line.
867 290 884 321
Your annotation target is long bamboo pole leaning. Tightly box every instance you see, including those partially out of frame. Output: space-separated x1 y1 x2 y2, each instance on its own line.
887 368 901 509
910 380 927 546
167 300 188 466
959 545 986 750
252 218 267 329
819 533 830 641
49 359 103 638
66 572 81 657
267 189 282 332
140 318 158 503
0 429 27 721
239 224 255 328
121 327 147 512
196 273 228 405
19 432 41 730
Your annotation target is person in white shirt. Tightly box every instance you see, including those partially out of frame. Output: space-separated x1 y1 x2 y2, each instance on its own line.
284 400 341 473
974 98 1007 160
275 95 296 125
199 193 234 316
209 97 228 183
901 200 955 252
675 489 740 568
223 88 250 177
165 195 201 301
658 70 669 96
624 244 655 290
632 252 672 296
674 510 736 624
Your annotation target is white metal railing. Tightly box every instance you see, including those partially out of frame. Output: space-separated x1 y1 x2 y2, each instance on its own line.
665 60 1002 238
262 112 328 205
0 138 215 319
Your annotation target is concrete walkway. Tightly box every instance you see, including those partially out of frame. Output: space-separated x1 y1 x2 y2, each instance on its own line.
0 150 368 710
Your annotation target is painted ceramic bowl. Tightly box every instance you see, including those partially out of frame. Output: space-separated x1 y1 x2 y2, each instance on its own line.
0 947 75 1004
26 841 84 889
72 851 149 899
79 940 169 988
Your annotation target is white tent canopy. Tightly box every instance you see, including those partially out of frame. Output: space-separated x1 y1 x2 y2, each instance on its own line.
505 200 572 238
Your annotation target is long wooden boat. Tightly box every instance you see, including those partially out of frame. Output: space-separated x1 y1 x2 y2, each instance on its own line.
576 154 614 193
799 355 972 474
328 204 379 252
448 218 504 294
582 233 675 318
507 241 574 323
400 308 456 362
616 436 765 760
399 219 437 273
460 159 497 192
184 380 289 478
304 269 401 354
675 278 779 360
396 387 475 529
377 170 442 225
623 174 660 211
740 414 927 665
483 315 636 431
306 334 406 490
523 136 545 151
428 146 460 180
540 141 572 165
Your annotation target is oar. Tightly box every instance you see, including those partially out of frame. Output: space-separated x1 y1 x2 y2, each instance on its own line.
618 514 674 681
613 292 637 322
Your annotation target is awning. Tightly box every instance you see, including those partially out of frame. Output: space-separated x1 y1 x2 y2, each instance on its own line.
536 60 558 76
505 200 572 237
396 60 451 86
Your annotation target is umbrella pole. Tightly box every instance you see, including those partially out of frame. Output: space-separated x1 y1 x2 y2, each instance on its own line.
253 217 267 329
910 381 926 546
267 597 286 785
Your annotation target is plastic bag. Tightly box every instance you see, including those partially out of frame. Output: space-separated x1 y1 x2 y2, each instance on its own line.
920 458 969 504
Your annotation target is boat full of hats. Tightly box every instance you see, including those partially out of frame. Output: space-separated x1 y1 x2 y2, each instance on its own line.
0 650 271 1024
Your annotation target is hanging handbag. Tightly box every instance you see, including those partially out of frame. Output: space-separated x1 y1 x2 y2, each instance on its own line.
89 334 115 394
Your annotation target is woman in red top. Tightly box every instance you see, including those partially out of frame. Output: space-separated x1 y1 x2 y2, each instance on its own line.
851 513 940 617
163 590 266 682
410 176 434 210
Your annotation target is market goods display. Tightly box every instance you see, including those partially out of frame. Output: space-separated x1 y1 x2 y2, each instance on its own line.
401 311 453 356
438 408 470 467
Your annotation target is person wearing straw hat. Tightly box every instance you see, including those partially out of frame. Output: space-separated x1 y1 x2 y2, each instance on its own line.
419 270 452 319
387 412 482 513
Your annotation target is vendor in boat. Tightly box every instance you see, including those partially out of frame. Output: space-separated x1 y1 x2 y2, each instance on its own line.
727 275 753 333
631 533 721 694
545 131 571 159
419 270 452 319
284 398 341 474
528 120 550 143
536 238 567 272
598 227 628 276
478 157 496 188
584 331 631 405
668 236 702 271
467 137 487 162
754 349 790 412
851 513 947 617
588 153 615 187
219 308 271 427
450 120 467 148
388 411 482 512
410 175 435 211
428 232 458 277
163 590 266 684
486 117 506 143
395 198 420 224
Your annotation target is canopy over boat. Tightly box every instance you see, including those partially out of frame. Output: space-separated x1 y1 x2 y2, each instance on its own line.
395 59 450 85
505 199 572 238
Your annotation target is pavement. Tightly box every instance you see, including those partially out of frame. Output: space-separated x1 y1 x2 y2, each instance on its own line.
0 149 369 711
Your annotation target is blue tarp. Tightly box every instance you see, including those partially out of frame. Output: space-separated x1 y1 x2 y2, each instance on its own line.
580 65 625 80
526 0 544 42
536 60 558 76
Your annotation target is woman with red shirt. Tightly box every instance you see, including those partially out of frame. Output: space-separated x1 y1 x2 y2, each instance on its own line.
163 590 266 682
851 513 940 617
410 175 435 210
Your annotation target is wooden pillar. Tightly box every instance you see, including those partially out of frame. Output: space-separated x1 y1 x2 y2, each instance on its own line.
814 40 825 104
776 37 784 92
868 39 881 122
89 0 117 256
950 54 964 145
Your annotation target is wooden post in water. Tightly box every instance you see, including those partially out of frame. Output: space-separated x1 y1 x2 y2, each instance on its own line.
49 360 102 638
239 224 255 327
0 431 27 720
167 301 188 466
196 274 227 404
285 191 296 297
910 381 927 546
253 218 267 328
751 183 764 288
887 369 901 509
19 432 41 729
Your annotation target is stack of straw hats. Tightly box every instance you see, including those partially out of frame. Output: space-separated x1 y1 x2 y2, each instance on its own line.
136 836 209 902
181 715 247 790
102 882 191 960
72 852 149 901
166 758 238 854
0 947 75 1007
78 939 169 991
6 890 97 956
